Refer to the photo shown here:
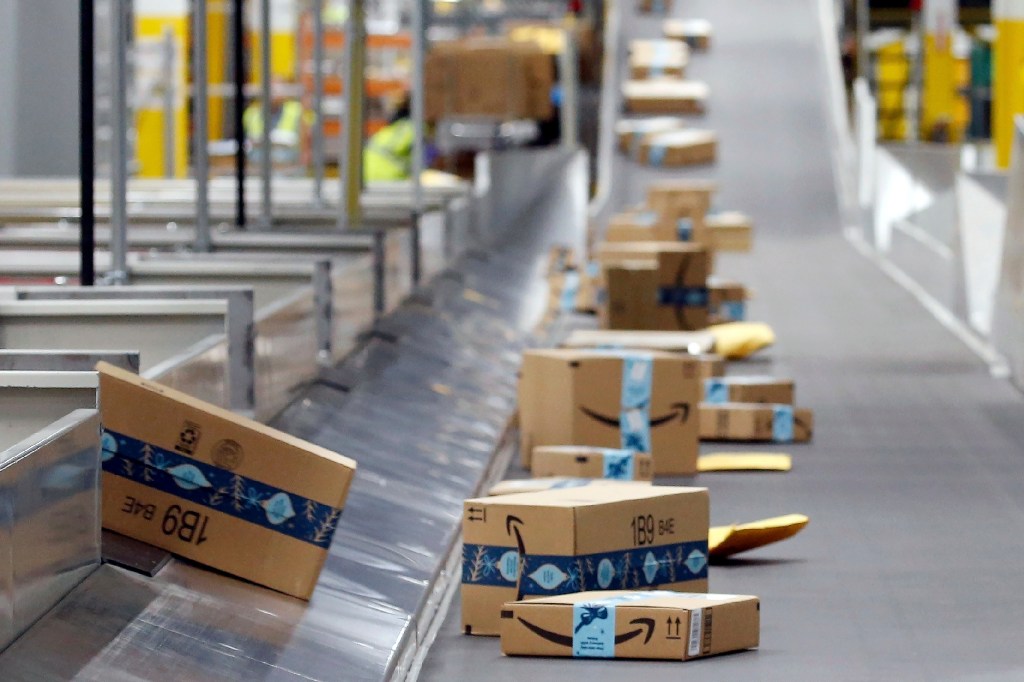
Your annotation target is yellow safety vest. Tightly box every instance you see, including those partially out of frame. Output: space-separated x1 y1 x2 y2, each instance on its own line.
364 119 415 182
243 100 304 140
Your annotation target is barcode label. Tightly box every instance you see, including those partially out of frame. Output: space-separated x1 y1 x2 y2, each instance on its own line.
687 608 703 658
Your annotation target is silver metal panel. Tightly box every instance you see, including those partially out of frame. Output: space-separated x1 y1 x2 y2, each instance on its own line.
992 118 1024 390
956 172 1008 335
0 381 97 451
0 351 139 373
252 289 320 421
0 409 101 653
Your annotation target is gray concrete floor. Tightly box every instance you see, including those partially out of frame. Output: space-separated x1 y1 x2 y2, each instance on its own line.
420 0 1024 679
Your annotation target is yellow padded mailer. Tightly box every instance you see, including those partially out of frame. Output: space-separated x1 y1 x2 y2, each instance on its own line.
698 452 792 472
708 321 775 359
709 513 809 558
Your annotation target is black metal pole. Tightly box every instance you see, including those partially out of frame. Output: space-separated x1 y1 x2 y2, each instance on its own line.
79 0 95 285
233 0 246 228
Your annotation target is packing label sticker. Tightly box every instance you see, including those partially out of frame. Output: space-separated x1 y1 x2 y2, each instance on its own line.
601 449 636 480
102 429 343 549
687 607 703 657
560 271 580 312
703 378 729 404
677 218 693 241
518 540 709 596
772 405 794 442
620 354 654 452
572 591 683 658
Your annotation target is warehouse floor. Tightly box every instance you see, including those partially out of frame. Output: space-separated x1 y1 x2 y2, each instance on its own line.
421 0 1024 679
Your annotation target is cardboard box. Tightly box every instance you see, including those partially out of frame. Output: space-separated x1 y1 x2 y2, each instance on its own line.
616 117 687 154
623 79 709 115
708 280 748 323
518 349 702 474
629 40 689 80
425 39 555 121
97 363 356 600
637 0 673 14
638 130 717 167
561 329 716 355
489 478 652 496
501 590 759 660
703 377 795 405
706 211 754 252
462 485 710 635
699 403 813 443
663 18 713 51
532 446 654 481
600 243 710 331
605 211 679 243
695 353 726 378
646 180 717 246
548 264 600 315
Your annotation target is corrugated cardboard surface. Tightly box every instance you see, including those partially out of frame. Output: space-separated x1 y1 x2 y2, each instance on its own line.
699 403 813 443
707 211 754 251
518 349 702 474
623 79 709 114
462 486 709 635
639 130 718 167
98 363 356 599
707 376 795 405
501 591 759 660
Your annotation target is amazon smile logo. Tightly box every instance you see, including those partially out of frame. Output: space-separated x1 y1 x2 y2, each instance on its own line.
515 616 656 648
579 402 691 428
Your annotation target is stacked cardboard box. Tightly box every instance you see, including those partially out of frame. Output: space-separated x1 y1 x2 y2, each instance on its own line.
615 117 687 154
623 79 709 115
629 39 690 79
425 39 555 122
637 129 718 167
518 349 702 475
462 485 710 635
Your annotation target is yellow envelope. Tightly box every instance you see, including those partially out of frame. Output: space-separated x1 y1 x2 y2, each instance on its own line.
698 453 792 472
708 321 776 359
709 513 809 558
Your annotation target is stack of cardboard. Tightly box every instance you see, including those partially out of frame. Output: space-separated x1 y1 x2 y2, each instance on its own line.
425 39 555 122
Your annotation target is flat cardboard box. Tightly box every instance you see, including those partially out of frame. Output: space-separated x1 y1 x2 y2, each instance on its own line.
699 402 813 443
561 329 716 355
706 211 754 252
623 79 709 115
629 39 689 80
462 485 710 635
638 130 717 167
663 18 713 51
518 349 702 474
615 117 687 154
532 446 654 481
97 363 357 600
488 478 652 496
501 590 759 660
703 377 795 405
600 243 710 331
605 211 679 243
708 280 748 324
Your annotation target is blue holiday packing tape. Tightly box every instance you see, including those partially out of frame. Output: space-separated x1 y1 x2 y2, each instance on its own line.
772 405 794 442
462 540 710 595
703 377 729 404
620 354 653 452
560 270 580 312
648 145 666 166
600 448 636 480
656 286 710 307
677 218 693 241
572 590 684 657
719 300 746 321
101 429 343 549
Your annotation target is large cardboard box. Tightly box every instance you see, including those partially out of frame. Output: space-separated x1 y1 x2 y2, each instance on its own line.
638 130 717 167
616 117 687 154
623 79 709 115
97 363 356 599
425 39 555 121
518 349 701 474
708 280 748 323
703 377 794 405
663 18 713 51
501 591 759 660
699 403 813 443
629 39 689 80
601 243 710 331
462 485 710 635
532 446 654 481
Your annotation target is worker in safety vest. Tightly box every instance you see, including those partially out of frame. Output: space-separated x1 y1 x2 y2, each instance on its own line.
364 97 417 182
243 82 309 165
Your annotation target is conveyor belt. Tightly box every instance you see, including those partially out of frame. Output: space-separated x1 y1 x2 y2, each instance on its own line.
420 0 1024 679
